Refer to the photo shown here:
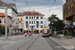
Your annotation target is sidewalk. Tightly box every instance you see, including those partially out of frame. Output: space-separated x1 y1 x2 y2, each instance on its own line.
53 37 75 49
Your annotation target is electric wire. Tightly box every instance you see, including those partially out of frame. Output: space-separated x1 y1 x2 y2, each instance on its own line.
25 0 30 10
48 0 56 16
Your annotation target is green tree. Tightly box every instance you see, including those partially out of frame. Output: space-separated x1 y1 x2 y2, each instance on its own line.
53 20 65 31
48 14 65 35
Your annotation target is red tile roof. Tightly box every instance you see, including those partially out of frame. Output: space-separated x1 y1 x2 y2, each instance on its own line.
0 13 9 16
23 11 44 16
0 0 10 7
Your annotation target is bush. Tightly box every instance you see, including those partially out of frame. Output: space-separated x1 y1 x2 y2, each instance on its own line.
56 31 63 35
66 32 72 35
0 25 2 34
0 25 9 35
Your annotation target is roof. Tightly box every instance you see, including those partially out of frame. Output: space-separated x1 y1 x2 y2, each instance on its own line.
0 0 18 14
18 13 24 16
0 0 10 7
0 13 9 16
23 11 44 16
8 3 16 6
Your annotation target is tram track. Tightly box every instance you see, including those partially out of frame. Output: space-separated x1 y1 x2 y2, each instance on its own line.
45 37 66 50
17 35 39 50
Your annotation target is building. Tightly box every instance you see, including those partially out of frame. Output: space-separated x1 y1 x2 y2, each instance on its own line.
63 0 75 36
0 13 12 34
23 11 44 33
18 13 24 32
0 0 18 34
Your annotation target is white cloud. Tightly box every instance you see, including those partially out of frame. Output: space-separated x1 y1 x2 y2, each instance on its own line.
17 5 63 19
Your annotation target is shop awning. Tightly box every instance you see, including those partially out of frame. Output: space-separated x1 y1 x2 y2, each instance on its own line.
64 14 73 19
26 21 28 23
31 25 34 27
36 21 39 23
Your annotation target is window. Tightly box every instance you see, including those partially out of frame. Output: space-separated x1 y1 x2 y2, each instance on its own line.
37 13 38 15
37 26 38 28
26 25 28 28
32 17 33 19
18 18 19 21
41 17 43 19
26 17 28 19
26 13 28 15
4 19 5 23
21 18 22 21
41 25 43 28
0 19 2 24
29 13 31 15
32 21 33 24
34 21 35 24
34 13 35 15
37 17 39 19
41 21 43 24
29 17 31 19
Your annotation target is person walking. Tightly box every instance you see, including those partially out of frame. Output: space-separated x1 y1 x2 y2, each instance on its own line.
25 32 27 37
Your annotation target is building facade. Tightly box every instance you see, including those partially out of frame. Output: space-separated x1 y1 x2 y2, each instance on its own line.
18 13 24 32
0 13 12 34
0 0 18 34
23 11 44 33
63 0 75 36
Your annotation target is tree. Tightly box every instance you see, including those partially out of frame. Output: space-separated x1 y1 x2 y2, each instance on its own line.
48 14 59 21
48 14 65 35
53 20 65 31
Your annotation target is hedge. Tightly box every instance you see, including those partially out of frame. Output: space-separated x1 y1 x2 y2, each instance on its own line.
0 25 9 35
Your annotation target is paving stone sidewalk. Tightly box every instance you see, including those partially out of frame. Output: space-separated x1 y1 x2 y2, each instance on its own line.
53 37 75 49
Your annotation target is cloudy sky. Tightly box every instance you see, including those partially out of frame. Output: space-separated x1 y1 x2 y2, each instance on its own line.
2 0 65 19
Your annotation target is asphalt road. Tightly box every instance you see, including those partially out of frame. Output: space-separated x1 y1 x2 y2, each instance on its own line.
0 34 74 50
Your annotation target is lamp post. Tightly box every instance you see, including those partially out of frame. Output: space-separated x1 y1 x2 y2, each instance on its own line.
0 6 8 39
26 21 29 36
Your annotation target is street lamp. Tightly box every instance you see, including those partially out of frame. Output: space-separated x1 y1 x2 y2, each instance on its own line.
26 21 29 36
0 6 8 39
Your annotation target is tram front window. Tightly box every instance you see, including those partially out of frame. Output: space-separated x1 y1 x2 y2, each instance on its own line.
43 29 48 34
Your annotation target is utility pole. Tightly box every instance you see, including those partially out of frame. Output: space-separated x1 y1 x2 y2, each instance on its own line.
0 6 8 39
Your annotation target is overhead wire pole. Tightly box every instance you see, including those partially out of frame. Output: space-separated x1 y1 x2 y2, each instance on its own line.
25 0 30 36
48 0 56 16
0 6 8 39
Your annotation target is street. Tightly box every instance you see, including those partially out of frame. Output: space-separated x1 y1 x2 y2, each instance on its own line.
0 34 74 50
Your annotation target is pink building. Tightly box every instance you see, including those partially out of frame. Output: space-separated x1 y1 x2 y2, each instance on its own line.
0 13 12 35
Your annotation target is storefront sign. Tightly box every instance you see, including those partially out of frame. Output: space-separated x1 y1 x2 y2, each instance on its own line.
73 22 75 25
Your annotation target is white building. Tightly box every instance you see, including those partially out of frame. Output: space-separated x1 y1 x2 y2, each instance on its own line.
23 11 44 33
0 0 18 34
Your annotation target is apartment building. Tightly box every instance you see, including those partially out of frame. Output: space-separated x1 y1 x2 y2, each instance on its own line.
23 11 44 33
0 13 12 34
63 0 75 36
0 0 18 34
18 13 24 32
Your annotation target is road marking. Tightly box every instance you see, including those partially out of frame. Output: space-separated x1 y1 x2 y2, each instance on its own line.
0 40 16 43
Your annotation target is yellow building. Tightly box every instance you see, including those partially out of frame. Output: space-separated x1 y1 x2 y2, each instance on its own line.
18 13 24 32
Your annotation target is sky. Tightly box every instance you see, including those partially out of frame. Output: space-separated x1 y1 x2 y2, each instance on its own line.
2 0 65 20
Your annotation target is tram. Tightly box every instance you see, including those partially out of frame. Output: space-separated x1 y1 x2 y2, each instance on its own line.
42 28 50 37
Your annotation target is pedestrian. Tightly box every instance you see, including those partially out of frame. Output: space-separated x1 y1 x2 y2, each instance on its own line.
25 32 27 37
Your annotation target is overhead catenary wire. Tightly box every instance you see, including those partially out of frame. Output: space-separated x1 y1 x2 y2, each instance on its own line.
48 0 56 16
25 0 30 10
